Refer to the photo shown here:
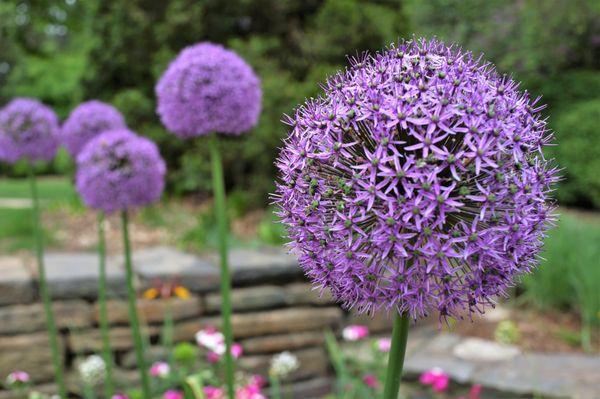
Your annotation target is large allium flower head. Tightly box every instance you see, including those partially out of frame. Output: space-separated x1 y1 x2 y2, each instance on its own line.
0 98 59 164
274 38 559 321
155 42 262 138
61 100 127 157
75 129 166 213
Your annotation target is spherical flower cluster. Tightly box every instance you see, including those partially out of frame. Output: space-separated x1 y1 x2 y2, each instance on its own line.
61 100 127 157
78 355 106 386
0 98 59 164
155 42 262 138
75 129 166 213
269 351 300 378
275 38 558 320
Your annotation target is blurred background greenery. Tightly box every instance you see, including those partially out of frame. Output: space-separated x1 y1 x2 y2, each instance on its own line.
0 0 598 349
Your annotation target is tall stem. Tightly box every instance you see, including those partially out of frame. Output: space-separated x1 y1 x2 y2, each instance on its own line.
28 164 67 398
209 133 235 399
121 211 151 399
382 312 410 399
97 212 114 397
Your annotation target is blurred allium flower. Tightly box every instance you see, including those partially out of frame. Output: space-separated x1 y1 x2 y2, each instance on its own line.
275 38 558 320
149 361 170 378
377 337 392 352
155 42 262 138
61 100 127 157
163 390 184 399
75 129 166 213
78 355 106 387
0 98 59 163
269 351 300 377
342 325 369 341
5 370 30 387
419 367 450 393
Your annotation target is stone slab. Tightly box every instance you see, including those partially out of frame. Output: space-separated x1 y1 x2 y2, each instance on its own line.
241 331 325 354
69 325 159 352
206 247 302 285
205 285 287 313
238 347 329 382
129 246 220 293
92 296 203 325
0 300 92 334
0 332 64 383
42 252 125 299
0 256 34 305
288 377 333 399
284 283 335 306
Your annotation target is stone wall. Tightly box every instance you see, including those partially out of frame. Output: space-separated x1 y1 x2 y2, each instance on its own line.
0 246 392 398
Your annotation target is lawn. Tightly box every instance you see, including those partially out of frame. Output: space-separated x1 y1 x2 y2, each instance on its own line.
0 176 73 253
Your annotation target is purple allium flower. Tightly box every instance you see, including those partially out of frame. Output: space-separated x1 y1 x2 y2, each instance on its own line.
274 38 559 320
0 98 59 164
155 42 262 138
61 100 127 157
75 129 166 213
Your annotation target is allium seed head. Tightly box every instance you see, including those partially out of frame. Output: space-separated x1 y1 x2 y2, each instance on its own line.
61 100 127 157
0 98 59 164
274 38 559 320
155 42 262 138
75 129 166 213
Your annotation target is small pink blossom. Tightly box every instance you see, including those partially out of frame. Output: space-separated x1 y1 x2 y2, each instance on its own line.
163 390 184 399
6 371 29 385
457 384 483 399
236 383 266 399
111 395 130 399
362 374 379 389
149 361 170 378
342 325 369 341
207 351 221 364
203 386 225 399
195 326 225 353
231 343 244 358
377 338 392 352
419 367 450 393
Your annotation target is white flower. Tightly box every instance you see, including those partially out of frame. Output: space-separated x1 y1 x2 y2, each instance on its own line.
269 351 299 378
195 327 225 353
78 355 106 386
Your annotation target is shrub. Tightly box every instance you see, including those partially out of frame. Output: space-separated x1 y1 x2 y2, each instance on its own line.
550 99 600 208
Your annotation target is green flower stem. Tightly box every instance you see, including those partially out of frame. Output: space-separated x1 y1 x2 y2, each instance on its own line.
97 212 114 397
382 312 410 399
121 210 151 399
208 133 235 399
28 163 67 399
269 374 282 399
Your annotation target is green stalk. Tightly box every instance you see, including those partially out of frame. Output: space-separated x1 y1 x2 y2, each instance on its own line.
28 164 67 399
121 210 151 399
208 133 235 399
97 212 114 397
269 374 282 399
382 312 410 399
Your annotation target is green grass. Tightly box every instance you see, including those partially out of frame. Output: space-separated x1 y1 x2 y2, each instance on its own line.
0 176 75 200
0 176 72 253
520 211 600 351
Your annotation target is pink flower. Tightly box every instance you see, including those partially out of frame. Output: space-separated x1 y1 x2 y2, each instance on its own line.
377 338 392 352
457 384 483 399
236 383 266 399
163 390 184 399
250 375 266 388
6 371 30 385
419 367 450 393
362 374 380 389
342 325 369 341
111 395 129 399
207 351 221 364
196 326 225 352
149 361 170 378
231 343 244 358
204 386 225 399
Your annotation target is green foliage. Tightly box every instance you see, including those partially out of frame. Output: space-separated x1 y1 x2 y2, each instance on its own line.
494 320 520 345
550 100 600 208
258 208 287 246
521 212 600 350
